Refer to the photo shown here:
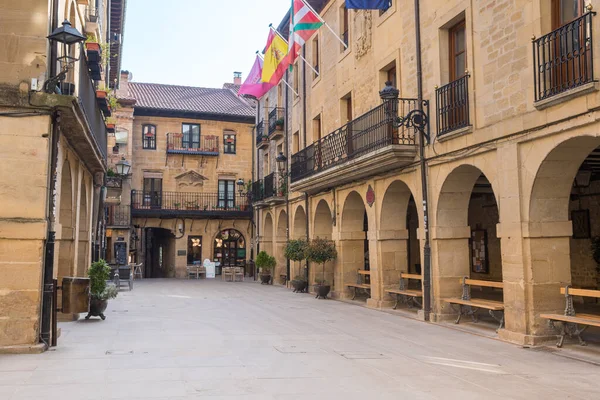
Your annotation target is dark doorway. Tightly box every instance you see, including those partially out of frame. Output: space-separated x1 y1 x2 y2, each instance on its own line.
363 211 370 284
187 236 203 265
144 227 175 278
214 229 246 275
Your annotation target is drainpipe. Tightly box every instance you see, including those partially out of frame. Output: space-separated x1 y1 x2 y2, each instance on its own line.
284 70 290 282
40 0 60 346
302 47 310 283
415 0 431 321
254 101 261 280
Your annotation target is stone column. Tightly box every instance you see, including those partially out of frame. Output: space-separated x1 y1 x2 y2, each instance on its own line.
370 229 409 309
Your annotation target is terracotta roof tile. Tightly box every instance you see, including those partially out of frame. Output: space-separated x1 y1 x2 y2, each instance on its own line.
128 82 254 118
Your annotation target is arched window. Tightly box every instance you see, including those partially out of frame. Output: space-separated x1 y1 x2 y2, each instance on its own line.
214 229 246 271
142 124 156 149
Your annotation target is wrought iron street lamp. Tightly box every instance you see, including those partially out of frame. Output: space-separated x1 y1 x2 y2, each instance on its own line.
379 81 430 144
45 20 86 93
115 157 131 177
276 152 287 175
236 178 246 196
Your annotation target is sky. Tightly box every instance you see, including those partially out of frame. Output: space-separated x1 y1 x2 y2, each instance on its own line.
121 0 291 88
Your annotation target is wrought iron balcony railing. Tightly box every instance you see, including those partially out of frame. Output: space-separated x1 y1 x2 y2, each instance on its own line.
264 172 286 198
78 56 107 159
251 180 264 203
106 205 130 226
268 107 285 136
131 191 251 215
166 133 219 155
435 74 470 136
533 11 595 102
290 98 417 183
255 120 267 146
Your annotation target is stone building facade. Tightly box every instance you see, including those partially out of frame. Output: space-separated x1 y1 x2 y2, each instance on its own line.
0 0 125 352
113 73 256 279
253 0 600 346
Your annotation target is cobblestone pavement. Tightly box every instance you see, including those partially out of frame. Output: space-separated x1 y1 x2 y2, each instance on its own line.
1 279 599 399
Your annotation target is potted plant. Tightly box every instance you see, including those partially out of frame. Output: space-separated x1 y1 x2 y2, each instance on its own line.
86 259 118 320
105 117 116 133
284 239 308 293
85 35 101 63
256 251 276 284
306 238 337 299
174 202 181 209
275 118 284 130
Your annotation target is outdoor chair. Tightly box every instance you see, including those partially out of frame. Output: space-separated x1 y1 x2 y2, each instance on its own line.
222 267 234 282
234 267 244 282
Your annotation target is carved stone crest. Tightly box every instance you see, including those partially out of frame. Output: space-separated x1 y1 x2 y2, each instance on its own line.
175 170 207 190
354 10 373 60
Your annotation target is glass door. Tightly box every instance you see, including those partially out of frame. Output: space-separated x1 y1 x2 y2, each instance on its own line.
143 178 162 208
218 180 235 209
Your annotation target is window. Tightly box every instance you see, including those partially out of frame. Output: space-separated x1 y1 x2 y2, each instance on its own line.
341 94 352 123
312 36 320 78
142 124 156 149
313 115 322 142
379 0 392 16
293 62 299 97
552 0 584 28
293 131 300 154
143 178 162 208
387 66 397 88
218 180 235 209
449 21 466 81
223 131 236 154
341 5 349 51
277 84 283 106
187 236 203 265
182 123 200 149
263 152 269 175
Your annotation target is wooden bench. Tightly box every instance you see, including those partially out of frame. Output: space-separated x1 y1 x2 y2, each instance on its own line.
346 270 370 300
540 286 600 347
444 277 504 331
386 273 423 309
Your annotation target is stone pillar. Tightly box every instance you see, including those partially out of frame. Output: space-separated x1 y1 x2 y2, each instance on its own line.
371 229 409 309
337 230 366 300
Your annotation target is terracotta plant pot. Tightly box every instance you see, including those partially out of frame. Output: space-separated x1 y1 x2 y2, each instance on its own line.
85 42 101 53
96 90 107 99
86 298 108 320
315 284 331 299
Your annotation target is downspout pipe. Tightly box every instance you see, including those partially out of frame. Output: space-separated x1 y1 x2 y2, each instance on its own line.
302 47 309 283
40 0 60 346
415 0 432 321
284 70 290 282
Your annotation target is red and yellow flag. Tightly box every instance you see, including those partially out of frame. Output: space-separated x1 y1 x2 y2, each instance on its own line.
261 30 289 85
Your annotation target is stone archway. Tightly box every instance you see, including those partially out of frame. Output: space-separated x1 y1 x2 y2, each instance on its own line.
312 200 334 286
293 205 307 239
527 136 600 334
58 160 74 279
263 212 274 257
339 191 370 298
275 209 288 283
378 180 421 303
76 180 89 277
433 165 502 319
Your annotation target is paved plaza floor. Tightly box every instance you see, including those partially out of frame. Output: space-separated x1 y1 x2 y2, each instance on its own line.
1 279 599 399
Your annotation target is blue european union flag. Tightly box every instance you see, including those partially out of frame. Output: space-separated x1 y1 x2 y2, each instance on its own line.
346 0 390 9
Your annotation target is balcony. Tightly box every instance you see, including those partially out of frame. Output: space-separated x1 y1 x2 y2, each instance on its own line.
84 6 99 33
290 99 418 193
131 191 252 219
533 11 596 105
267 107 285 139
256 121 268 149
166 133 219 156
251 180 264 203
435 74 470 136
105 175 122 189
251 173 286 206
106 205 130 227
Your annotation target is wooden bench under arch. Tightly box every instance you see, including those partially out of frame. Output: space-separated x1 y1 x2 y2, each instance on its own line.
541 286 600 348
444 277 505 332
386 273 423 309
346 270 371 300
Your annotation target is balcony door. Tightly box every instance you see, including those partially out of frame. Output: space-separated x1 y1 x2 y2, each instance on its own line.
218 180 235 209
182 123 200 149
551 0 587 90
143 178 162 208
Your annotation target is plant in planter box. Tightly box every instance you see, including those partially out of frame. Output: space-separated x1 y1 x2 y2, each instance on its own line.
105 116 116 133
86 259 118 320
275 117 284 130
306 237 337 299
284 239 308 293
256 251 276 284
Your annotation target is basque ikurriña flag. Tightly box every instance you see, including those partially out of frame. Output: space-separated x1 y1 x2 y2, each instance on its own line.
289 0 324 67
345 0 390 9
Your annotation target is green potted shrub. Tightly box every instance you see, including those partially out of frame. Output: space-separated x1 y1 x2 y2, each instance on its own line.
275 117 284 130
256 251 276 284
86 259 118 320
306 238 337 299
284 239 308 293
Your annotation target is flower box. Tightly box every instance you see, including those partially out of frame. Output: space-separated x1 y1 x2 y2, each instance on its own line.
85 42 101 63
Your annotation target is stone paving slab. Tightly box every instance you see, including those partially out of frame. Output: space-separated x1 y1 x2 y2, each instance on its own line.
0 279 598 399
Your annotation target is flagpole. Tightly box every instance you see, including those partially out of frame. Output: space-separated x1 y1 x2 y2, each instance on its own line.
257 50 299 96
269 25 320 76
300 0 348 49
